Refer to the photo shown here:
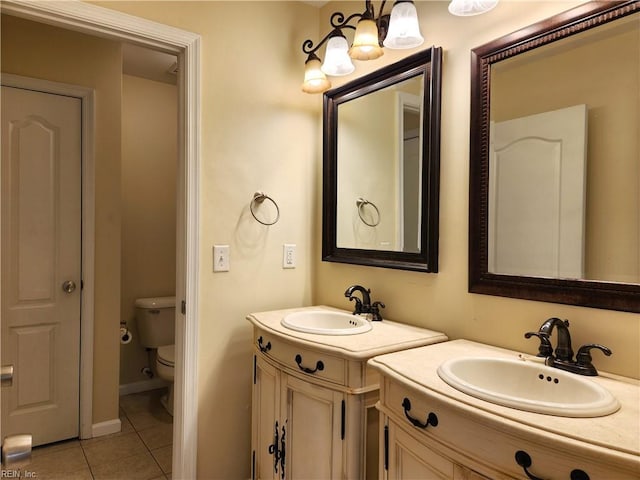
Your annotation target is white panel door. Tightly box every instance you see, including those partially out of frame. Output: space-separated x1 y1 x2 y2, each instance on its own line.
402 130 421 253
1 85 81 446
489 104 587 279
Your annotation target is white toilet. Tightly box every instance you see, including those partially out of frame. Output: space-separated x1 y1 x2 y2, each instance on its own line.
135 296 176 415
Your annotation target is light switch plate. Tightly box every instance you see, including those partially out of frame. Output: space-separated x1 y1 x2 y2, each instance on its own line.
283 244 296 269
213 245 229 272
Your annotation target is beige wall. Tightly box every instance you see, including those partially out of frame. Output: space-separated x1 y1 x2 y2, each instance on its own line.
316 0 639 384
91 2 319 478
1 15 122 425
120 74 177 385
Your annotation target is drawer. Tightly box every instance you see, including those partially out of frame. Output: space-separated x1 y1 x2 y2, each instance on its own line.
254 330 346 386
381 377 640 479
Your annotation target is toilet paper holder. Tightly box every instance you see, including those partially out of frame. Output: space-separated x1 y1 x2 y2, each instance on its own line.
120 323 132 344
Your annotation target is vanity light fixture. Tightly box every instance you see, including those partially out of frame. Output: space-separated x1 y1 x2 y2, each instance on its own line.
448 0 498 16
302 52 332 94
301 0 424 94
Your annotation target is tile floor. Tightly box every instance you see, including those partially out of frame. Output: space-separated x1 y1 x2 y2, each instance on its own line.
15 389 173 480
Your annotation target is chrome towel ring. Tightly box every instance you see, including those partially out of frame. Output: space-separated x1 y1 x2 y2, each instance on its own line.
250 191 280 226
356 197 380 227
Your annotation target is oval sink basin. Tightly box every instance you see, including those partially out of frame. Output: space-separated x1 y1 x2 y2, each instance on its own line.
281 311 372 336
437 357 620 417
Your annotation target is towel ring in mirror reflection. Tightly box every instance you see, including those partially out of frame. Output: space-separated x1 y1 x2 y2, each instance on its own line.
250 191 280 226
356 198 380 227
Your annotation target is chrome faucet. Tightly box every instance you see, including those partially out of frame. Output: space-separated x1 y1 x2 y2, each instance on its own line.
525 317 612 376
344 285 385 321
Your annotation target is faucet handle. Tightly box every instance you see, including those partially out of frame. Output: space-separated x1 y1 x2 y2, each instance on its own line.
575 344 612 376
348 296 363 310
524 331 553 357
370 301 385 322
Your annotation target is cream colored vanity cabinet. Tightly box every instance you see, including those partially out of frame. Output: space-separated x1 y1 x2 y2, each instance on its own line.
247 307 448 480
379 382 505 479
253 353 350 479
370 340 640 480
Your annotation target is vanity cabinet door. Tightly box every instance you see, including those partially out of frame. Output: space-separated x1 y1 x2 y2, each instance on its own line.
281 372 344 480
384 417 494 480
251 325 381 479
252 355 280 480
385 417 454 479
453 465 492 480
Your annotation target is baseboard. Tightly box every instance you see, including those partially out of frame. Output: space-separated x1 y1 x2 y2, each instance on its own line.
91 418 121 438
119 377 169 396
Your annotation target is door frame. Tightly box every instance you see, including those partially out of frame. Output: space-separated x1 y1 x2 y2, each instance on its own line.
1 73 96 442
0 2 201 478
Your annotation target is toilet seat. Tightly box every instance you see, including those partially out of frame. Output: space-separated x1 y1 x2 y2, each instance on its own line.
157 344 175 367
155 344 175 416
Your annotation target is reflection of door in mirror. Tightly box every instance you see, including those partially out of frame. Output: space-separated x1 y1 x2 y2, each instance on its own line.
489 12 640 283
336 75 423 252
488 105 587 279
400 94 421 253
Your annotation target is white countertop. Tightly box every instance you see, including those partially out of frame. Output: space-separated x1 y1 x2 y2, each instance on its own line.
368 339 640 464
246 305 448 360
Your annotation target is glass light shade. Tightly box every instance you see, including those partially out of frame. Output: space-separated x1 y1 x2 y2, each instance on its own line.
349 18 384 60
383 1 424 49
321 35 355 76
448 0 498 16
302 56 331 94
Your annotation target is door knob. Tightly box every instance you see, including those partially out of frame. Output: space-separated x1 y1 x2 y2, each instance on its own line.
62 280 76 293
1 365 14 387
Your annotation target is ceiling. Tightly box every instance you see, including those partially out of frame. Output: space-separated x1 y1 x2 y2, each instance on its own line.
122 43 177 85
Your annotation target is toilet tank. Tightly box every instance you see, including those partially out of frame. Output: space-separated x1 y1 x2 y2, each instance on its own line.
135 296 176 347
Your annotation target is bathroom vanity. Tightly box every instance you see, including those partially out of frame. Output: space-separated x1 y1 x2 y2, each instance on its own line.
247 306 448 480
369 340 640 479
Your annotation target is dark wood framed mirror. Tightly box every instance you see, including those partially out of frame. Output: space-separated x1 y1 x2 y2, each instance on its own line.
469 1 640 312
323 47 442 272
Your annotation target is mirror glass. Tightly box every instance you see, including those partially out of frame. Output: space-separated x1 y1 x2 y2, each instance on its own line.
323 48 442 272
469 1 640 312
336 75 423 252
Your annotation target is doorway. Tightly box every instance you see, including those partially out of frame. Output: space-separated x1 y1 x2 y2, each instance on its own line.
0 3 200 478
120 44 179 398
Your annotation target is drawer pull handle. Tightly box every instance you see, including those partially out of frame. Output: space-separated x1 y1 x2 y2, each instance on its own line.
295 354 324 374
257 336 271 353
570 471 590 480
401 397 438 429
515 450 590 480
515 451 544 480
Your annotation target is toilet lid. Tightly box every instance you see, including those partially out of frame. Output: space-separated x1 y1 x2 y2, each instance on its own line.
157 344 175 367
